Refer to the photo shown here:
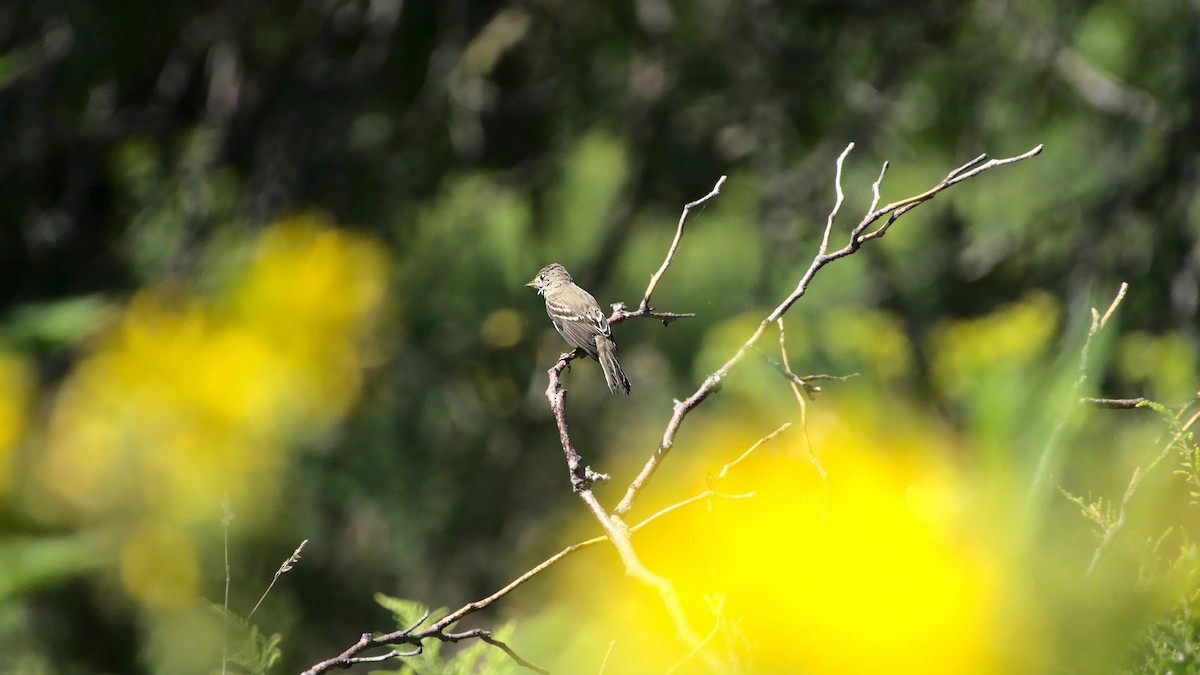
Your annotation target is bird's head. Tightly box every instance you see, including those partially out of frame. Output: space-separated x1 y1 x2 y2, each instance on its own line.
526 263 572 295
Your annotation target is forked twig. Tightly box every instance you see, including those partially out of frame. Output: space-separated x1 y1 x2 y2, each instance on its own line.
609 176 726 326
614 144 1044 516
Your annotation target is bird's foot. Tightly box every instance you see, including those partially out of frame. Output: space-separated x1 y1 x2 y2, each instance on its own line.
557 347 587 369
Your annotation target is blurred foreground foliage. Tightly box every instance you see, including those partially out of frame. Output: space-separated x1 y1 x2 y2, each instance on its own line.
2 215 386 672
1 0 1199 673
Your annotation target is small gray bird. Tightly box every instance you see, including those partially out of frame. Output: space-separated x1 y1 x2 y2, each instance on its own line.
527 263 630 395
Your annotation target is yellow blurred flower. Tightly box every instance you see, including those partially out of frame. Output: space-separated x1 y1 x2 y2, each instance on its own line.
236 214 386 338
0 349 33 493
928 291 1060 400
820 308 913 380
481 308 525 349
704 449 1000 673
1116 330 1197 403
543 405 1028 674
120 520 200 609
29 214 387 607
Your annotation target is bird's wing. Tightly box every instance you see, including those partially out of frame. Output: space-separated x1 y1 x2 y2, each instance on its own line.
545 290 611 360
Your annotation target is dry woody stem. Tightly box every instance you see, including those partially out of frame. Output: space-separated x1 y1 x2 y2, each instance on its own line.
614 143 1044 516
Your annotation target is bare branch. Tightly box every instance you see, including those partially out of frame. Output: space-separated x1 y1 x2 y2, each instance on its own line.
302 633 374 675
575 488 703 648
1075 282 1129 377
539 348 798 668
776 319 828 495
635 489 756 531
346 648 408 664
1083 397 1149 409
611 176 726 326
947 153 989 181
477 633 548 673
400 609 431 635
614 144 1044 516
1098 281 1129 329
819 143 854 255
856 145 1044 244
543 351 611 490
430 629 549 674
714 422 790 482
866 161 889 218
302 442 759 675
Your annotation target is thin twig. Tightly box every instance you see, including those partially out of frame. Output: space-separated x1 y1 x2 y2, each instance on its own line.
867 161 889 220
754 346 860 393
400 609 431 635
714 422 790 482
947 153 989 181
665 595 725 674
543 351 612 490
639 176 727 313
468 632 548 673
776 320 829 520
609 176 726 327
543 353 795 668
856 145 1044 244
1075 282 1129 386
640 489 756 528
1027 282 1129 513
1083 397 1150 409
1098 282 1129 328
345 648 407 664
598 640 616 675
818 144 854 255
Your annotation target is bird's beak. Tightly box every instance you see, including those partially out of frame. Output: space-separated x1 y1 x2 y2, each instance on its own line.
525 281 537 288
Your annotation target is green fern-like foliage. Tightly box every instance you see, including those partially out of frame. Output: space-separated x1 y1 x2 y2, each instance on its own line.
207 603 283 675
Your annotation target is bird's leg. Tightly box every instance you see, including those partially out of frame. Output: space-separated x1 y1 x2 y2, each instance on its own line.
558 347 587 370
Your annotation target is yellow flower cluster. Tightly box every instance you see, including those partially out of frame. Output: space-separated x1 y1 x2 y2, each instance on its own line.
30 215 386 607
1117 330 1197 403
928 292 1060 400
543 404 1030 673
701 436 1004 673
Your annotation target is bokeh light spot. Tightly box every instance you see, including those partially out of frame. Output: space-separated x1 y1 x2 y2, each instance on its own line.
482 307 526 349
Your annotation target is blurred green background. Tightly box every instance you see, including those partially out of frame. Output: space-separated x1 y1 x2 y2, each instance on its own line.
2 1 1199 673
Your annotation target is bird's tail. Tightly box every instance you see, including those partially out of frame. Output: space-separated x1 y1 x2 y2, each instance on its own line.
595 337 631 395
